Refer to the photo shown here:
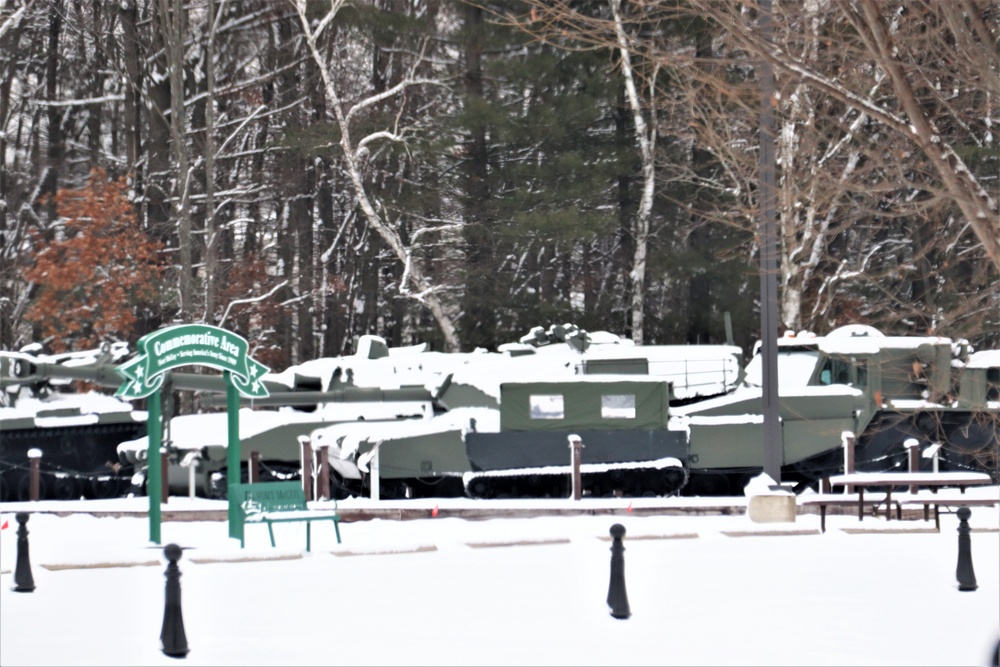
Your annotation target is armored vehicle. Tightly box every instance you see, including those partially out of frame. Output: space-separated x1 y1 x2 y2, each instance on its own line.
115 323 742 498
4 323 996 500
0 344 146 500
675 326 1000 494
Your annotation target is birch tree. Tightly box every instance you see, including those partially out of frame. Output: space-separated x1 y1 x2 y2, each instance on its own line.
610 0 657 345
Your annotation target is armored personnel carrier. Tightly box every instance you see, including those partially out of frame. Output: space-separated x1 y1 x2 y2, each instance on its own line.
675 325 1000 494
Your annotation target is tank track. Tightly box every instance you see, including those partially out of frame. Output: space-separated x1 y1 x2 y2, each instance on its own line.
464 461 689 499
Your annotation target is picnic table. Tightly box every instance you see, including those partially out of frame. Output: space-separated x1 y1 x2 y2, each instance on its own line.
825 471 994 522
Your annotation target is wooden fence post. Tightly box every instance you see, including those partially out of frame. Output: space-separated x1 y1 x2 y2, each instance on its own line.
904 438 920 492
28 449 42 501
317 446 330 501
298 436 313 501
249 451 260 484
842 432 856 494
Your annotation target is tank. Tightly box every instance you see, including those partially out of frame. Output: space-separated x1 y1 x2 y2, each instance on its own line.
0 344 146 501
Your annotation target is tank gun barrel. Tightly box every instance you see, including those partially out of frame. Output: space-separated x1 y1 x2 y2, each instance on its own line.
2 357 293 395
197 386 434 408
2 356 125 389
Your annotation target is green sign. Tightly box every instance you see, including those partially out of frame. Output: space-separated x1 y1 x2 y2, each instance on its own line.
115 324 270 399
114 323 271 544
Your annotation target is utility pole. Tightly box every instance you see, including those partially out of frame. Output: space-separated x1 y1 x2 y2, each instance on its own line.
758 0 782 481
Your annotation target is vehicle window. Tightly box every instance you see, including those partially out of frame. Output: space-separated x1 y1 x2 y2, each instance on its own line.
601 394 636 419
819 358 851 385
746 350 820 387
529 394 564 419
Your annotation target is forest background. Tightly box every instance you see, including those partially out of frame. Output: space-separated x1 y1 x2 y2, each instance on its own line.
1 0 998 376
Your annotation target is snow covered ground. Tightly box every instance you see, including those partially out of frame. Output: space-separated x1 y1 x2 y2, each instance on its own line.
1 493 998 667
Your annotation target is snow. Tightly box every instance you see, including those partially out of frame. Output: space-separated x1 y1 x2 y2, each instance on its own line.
1 493 998 667
0 392 138 421
968 350 1000 369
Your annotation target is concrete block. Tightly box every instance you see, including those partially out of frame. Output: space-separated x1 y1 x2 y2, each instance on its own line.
747 493 797 523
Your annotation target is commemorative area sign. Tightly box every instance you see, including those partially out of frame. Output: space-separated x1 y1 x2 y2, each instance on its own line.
115 324 269 400
113 324 270 543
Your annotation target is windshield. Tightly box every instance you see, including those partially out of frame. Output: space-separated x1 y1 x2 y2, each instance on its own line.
743 350 820 388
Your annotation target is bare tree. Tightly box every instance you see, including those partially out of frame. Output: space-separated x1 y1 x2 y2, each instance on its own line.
688 0 1000 270
156 0 194 322
500 0 998 345
291 0 460 350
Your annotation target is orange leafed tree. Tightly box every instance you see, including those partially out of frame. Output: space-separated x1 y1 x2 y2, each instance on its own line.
23 168 165 352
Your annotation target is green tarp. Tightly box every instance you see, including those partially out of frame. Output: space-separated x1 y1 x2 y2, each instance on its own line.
499 378 670 432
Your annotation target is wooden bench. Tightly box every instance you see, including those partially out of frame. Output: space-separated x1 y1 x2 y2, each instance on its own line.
230 481 341 552
898 492 998 530
798 493 901 533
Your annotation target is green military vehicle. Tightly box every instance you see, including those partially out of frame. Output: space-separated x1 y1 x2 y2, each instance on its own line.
674 325 999 494
3 323 996 499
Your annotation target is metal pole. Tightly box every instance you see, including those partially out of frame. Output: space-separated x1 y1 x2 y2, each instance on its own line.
370 444 380 502
160 543 190 657
842 431 856 493
904 438 920 492
607 524 630 619
13 513 35 592
161 448 169 504
225 372 240 540
956 507 978 591
148 388 162 544
757 0 782 482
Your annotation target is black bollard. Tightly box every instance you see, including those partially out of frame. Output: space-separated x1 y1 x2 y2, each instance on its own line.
13 512 35 592
161 543 190 658
955 506 977 592
607 523 631 619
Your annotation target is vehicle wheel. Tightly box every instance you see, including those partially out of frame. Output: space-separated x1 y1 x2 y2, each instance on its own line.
52 475 80 500
468 478 494 499
17 472 48 501
90 466 122 499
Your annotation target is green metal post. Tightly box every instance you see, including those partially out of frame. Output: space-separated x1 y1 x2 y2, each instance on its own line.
226 372 241 539
148 388 162 544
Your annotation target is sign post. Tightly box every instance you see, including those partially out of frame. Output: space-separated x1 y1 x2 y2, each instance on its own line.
115 324 269 543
